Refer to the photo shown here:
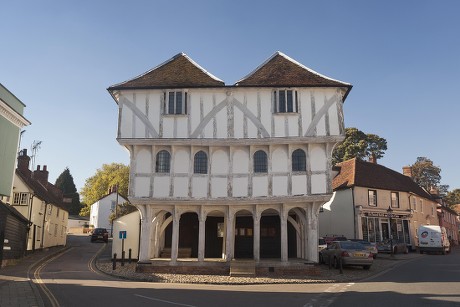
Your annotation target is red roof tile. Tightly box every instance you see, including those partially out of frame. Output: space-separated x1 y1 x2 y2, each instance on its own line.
108 53 225 90
333 158 433 199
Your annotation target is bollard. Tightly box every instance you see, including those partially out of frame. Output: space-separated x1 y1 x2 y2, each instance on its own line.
113 253 117 270
121 250 125 266
129 248 132 264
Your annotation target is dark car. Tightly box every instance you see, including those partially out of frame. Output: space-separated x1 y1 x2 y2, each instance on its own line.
377 239 408 254
319 240 374 270
91 228 109 243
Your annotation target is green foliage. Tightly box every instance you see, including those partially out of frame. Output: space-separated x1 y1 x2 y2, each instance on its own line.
55 168 82 215
332 128 388 165
410 157 441 192
79 163 129 216
108 202 138 223
445 189 460 207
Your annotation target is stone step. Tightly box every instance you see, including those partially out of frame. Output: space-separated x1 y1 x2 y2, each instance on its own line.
160 247 192 258
230 260 256 277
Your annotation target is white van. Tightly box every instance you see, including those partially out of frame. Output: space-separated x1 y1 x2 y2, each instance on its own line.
417 225 450 255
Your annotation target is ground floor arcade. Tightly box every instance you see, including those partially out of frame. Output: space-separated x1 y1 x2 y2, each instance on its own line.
134 200 326 267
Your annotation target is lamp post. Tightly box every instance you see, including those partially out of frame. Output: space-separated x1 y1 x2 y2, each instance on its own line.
387 206 394 257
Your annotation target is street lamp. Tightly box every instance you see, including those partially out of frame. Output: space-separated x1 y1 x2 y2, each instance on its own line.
387 206 394 257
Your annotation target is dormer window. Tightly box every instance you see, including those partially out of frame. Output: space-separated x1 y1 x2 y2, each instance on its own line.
164 91 187 115
274 89 298 113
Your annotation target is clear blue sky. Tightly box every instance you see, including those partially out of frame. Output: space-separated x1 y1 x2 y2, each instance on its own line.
2 1 459 193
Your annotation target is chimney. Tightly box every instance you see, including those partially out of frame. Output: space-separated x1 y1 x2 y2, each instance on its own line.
402 166 412 178
33 164 49 184
17 149 30 172
368 153 377 164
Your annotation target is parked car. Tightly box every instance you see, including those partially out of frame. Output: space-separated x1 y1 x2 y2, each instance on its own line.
350 239 378 259
324 235 347 245
377 239 408 254
91 228 109 243
318 237 327 252
319 240 374 270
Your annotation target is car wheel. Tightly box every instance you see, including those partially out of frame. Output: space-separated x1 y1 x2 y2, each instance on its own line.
373 254 377 259
393 247 398 254
363 265 371 270
319 254 323 264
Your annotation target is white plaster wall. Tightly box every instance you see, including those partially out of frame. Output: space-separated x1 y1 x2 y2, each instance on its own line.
309 144 326 171
135 147 151 173
192 177 207 198
147 92 162 135
153 177 170 198
291 175 307 195
252 176 268 197
211 149 228 174
272 175 288 196
232 177 248 197
300 90 312 131
233 107 244 138
232 148 249 173
176 117 188 138
174 148 190 173
112 210 140 260
311 174 327 194
135 177 150 198
211 177 227 197
173 177 189 197
271 146 288 172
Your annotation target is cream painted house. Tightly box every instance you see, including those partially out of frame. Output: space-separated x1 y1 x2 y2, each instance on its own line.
108 52 352 273
9 150 68 251
320 158 439 250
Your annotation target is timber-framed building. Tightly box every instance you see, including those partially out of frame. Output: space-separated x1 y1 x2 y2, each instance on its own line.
108 52 352 274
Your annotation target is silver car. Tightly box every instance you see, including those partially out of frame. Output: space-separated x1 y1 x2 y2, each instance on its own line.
319 240 374 270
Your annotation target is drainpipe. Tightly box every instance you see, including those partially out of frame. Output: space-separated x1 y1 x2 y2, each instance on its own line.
352 187 357 239
27 194 35 251
41 202 48 249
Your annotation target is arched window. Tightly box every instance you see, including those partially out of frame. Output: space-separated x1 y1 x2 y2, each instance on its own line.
155 150 170 173
292 149 306 171
253 150 268 173
194 151 208 174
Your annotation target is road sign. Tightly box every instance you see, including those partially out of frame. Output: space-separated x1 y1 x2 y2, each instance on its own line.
119 230 127 239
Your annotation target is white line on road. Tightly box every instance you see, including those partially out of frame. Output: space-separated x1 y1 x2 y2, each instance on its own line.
304 282 355 307
134 294 197 307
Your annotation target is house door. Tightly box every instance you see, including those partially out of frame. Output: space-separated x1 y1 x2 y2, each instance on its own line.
381 222 389 240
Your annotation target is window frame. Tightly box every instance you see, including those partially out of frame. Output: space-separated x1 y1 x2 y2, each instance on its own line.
253 150 268 173
391 192 400 208
193 150 208 174
13 192 29 206
155 150 171 173
368 190 377 207
274 89 298 113
292 148 306 172
164 90 188 115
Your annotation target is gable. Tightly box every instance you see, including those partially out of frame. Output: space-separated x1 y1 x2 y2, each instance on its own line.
235 52 352 91
108 53 225 90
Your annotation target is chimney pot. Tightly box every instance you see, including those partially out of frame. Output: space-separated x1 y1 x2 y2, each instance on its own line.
43 165 47 171
368 153 377 164
37 165 41 171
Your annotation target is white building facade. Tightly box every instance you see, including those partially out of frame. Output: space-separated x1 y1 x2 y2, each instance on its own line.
108 52 351 270
90 191 127 231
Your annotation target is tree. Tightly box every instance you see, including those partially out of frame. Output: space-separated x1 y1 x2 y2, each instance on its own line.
332 127 388 165
79 163 129 216
108 202 138 223
55 168 82 215
445 189 460 207
410 157 442 192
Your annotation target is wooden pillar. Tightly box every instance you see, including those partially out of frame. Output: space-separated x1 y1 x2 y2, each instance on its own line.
171 211 180 264
253 214 260 262
198 213 206 262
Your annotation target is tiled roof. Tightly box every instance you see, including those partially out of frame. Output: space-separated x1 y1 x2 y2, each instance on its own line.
235 52 352 91
107 53 225 90
333 158 433 200
0 200 29 223
16 169 68 212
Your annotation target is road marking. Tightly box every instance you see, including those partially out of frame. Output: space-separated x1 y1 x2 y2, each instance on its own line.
32 247 73 307
134 294 197 307
303 283 355 307
88 242 108 275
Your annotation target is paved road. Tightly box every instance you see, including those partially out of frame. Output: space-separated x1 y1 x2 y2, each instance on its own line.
328 247 460 307
37 235 333 307
37 235 460 307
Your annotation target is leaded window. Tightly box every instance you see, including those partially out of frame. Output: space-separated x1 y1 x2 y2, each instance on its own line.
253 150 268 173
194 151 208 174
292 149 306 171
274 89 298 113
165 91 187 115
155 150 171 173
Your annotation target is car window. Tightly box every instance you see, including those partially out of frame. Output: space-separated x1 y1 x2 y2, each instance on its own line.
340 242 364 250
319 239 326 245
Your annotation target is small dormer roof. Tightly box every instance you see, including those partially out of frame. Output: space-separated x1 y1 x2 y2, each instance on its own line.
107 53 225 91
235 52 352 99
